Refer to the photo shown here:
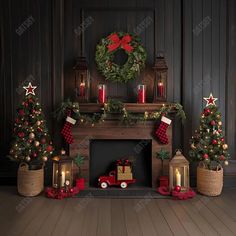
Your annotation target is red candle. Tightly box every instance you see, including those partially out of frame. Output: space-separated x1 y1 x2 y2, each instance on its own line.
137 84 146 103
158 81 164 98
79 82 85 97
98 84 106 103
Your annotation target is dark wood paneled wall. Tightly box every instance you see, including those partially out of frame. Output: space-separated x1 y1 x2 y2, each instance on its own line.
0 0 236 184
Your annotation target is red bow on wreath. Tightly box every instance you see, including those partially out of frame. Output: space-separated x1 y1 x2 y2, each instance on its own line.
107 33 133 53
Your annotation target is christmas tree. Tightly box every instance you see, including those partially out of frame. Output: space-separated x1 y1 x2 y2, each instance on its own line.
189 93 230 169
9 82 53 168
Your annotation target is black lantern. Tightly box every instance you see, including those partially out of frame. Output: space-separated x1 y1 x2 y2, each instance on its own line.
153 55 168 102
52 153 74 189
74 56 90 102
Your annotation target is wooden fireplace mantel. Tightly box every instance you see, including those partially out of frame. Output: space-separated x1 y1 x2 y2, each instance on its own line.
79 102 176 113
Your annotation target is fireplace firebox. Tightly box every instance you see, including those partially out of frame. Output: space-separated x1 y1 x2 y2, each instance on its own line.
89 139 152 188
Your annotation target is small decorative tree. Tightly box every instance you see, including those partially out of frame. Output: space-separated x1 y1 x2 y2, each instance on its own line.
8 82 53 169
74 153 85 190
189 93 230 170
156 149 170 175
74 154 85 178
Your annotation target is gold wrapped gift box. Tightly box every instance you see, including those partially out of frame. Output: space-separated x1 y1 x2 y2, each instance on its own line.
117 166 131 174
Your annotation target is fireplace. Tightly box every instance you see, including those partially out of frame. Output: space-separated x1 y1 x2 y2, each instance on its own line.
70 109 173 190
89 139 152 188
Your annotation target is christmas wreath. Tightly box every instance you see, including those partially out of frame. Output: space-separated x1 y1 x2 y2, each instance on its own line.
95 32 147 83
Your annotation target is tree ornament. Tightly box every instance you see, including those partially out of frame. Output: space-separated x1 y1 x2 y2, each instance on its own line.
224 160 229 166
46 145 53 152
191 143 196 150
34 141 40 147
25 156 31 162
221 138 225 142
174 185 181 192
203 93 218 106
212 139 217 145
19 110 25 116
219 155 225 161
204 108 210 115
216 114 221 119
32 152 37 158
42 156 48 162
41 138 46 144
218 121 222 126
29 133 35 139
210 120 216 126
69 188 74 193
203 153 209 159
222 144 228 150
209 149 214 154
23 82 37 96
18 132 25 138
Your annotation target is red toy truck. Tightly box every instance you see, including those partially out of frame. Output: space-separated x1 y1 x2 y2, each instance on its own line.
98 170 136 189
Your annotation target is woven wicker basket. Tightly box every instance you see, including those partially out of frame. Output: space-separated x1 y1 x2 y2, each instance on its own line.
197 162 223 196
17 163 44 197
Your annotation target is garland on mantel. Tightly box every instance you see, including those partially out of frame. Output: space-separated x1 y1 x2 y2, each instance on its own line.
55 99 186 127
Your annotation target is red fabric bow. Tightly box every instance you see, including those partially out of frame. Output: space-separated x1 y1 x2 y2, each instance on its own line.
107 33 133 53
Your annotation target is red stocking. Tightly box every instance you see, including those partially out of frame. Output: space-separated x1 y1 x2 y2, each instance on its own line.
155 116 172 144
61 116 76 144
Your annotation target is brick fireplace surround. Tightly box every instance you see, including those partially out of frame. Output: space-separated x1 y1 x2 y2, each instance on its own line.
70 103 173 190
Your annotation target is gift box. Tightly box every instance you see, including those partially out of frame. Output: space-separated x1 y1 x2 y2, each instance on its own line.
117 173 133 181
117 166 132 174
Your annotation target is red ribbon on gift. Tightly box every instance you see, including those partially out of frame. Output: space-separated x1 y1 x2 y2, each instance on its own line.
107 33 133 53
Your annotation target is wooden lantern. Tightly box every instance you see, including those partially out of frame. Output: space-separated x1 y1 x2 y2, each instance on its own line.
153 54 168 102
74 56 90 102
169 150 189 192
52 154 74 189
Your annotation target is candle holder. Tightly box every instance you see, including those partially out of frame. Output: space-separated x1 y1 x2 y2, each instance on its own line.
169 150 189 192
153 55 168 102
137 84 146 104
98 84 107 104
74 57 90 102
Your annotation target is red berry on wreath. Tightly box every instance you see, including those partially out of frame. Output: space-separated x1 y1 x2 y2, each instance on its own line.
212 139 217 145
15 118 20 123
210 120 216 126
203 153 209 159
24 102 29 107
174 186 181 192
221 138 225 142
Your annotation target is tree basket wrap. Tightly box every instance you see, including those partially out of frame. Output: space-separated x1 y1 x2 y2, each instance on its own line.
17 163 44 197
197 162 223 196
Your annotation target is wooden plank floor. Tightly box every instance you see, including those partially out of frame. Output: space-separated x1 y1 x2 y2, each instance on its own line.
1 187 236 236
